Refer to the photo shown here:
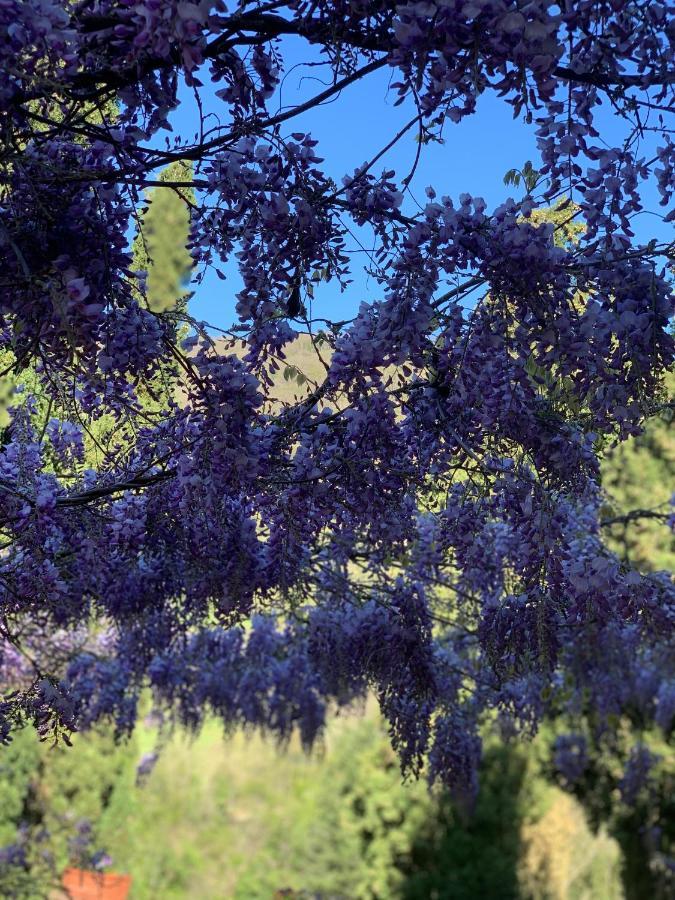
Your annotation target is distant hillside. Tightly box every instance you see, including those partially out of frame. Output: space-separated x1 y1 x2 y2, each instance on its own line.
199 331 331 406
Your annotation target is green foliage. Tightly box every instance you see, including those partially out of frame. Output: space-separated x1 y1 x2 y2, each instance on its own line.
85 715 438 898
403 742 529 900
131 161 194 313
544 719 675 900
56 713 618 900
527 198 585 248
0 369 12 429
0 711 627 900
602 372 674 572
504 160 540 194
0 728 136 898
94 721 332 900
281 714 432 899
37 729 137 870
0 729 41 846
403 736 623 900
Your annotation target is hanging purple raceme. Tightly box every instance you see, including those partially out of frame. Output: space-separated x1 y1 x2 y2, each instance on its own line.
0 0 672 795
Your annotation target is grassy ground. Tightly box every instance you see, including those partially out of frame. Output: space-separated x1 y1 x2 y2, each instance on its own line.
98 720 344 899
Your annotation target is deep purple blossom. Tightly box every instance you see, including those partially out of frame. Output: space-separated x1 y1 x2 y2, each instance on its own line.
0 0 672 794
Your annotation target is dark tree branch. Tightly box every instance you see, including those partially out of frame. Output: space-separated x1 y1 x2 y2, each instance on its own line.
55 470 176 507
600 509 671 528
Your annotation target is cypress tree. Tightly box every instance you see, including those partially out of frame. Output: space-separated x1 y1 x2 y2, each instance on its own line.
131 160 194 313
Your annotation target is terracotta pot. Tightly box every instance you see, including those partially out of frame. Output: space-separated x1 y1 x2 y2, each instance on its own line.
61 868 132 900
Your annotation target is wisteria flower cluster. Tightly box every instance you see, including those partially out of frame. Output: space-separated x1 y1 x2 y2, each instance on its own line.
0 0 673 801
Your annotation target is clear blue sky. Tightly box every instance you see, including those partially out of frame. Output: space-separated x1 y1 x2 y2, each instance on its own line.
156 39 670 332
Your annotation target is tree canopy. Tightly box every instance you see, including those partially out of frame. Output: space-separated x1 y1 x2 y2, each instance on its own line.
0 1 673 800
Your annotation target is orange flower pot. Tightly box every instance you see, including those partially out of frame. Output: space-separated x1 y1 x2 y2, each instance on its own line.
61 868 132 900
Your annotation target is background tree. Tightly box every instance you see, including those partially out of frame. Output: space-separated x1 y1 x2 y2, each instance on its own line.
131 161 195 316
602 381 674 573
